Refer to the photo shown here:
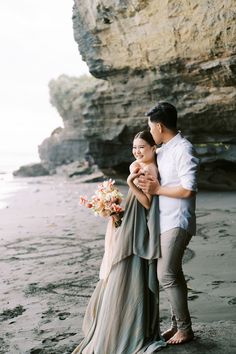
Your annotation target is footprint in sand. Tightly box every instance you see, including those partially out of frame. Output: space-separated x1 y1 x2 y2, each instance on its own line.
188 295 199 301
211 280 225 286
58 311 71 320
0 305 26 321
218 229 226 233
42 332 76 344
228 297 236 305
30 349 44 354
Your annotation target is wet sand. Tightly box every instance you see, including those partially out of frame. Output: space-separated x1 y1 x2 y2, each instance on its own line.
0 176 235 353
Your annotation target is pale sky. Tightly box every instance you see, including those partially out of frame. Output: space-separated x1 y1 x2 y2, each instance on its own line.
0 0 89 167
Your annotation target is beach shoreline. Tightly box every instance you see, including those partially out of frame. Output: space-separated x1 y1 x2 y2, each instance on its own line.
0 176 236 353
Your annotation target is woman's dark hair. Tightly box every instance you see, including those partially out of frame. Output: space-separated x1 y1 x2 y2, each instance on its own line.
134 130 156 146
145 101 177 130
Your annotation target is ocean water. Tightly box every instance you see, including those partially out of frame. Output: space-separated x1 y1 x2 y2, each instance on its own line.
0 157 39 209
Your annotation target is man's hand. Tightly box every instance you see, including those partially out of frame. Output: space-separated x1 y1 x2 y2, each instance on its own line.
139 173 196 198
138 173 160 195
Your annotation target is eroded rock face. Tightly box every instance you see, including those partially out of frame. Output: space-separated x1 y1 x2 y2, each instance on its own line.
40 1 236 189
72 0 236 141
39 75 107 170
73 1 235 76
73 0 236 188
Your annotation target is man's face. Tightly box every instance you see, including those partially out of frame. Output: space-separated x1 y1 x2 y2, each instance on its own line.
148 119 163 145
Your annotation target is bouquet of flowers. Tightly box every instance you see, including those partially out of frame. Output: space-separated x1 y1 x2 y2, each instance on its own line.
79 179 124 227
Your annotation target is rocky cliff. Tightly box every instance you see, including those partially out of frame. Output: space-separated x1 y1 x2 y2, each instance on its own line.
39 0 236 189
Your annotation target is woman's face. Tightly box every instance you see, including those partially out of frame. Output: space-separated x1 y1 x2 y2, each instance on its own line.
132 138 156 164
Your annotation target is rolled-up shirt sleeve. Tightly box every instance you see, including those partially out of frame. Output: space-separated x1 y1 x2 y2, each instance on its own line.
176 146 199 191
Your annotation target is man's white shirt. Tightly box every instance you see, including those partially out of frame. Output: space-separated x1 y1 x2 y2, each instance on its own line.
157 132 199 236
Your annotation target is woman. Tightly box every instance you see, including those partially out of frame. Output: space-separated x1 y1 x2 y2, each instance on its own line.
72 131 166 354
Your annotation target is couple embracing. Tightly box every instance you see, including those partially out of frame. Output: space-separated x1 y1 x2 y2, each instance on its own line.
72 102 199 353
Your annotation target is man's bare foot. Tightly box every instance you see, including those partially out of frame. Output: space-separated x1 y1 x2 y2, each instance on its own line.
161 328 177 341
167 329 194 344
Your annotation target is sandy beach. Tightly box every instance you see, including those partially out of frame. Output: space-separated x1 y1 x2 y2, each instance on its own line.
0 176 235 354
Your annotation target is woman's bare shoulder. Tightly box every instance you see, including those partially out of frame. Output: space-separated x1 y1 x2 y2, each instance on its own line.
143 163 158 178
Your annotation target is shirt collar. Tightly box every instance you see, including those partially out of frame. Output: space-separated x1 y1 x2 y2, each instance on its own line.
161 131 182 151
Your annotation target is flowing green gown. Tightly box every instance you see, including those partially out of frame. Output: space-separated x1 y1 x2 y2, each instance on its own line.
72 191 166 354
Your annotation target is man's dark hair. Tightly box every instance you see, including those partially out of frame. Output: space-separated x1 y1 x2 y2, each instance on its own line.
145 101 177 130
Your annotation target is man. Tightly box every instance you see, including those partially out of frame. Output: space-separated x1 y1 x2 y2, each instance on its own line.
138 101 199 344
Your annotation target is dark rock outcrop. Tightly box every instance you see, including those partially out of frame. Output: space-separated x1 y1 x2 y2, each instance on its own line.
39 0 236 189
13 163 49 177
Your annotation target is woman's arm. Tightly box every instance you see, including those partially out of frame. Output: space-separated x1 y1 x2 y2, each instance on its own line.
127 164 157 209
129 161 141 188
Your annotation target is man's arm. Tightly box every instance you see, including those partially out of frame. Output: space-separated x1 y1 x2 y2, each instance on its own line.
138 145 199 199
138 174 195 198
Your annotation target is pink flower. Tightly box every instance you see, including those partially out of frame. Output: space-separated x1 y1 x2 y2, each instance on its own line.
79 179 123 225
79 196 88 205
111 204 123 213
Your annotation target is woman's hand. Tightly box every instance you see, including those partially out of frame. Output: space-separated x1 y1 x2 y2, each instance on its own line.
127 167 152 209
111 210 124 228
127 167 143 186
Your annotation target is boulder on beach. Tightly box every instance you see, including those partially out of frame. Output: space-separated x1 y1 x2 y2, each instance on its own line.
13 163 50 177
